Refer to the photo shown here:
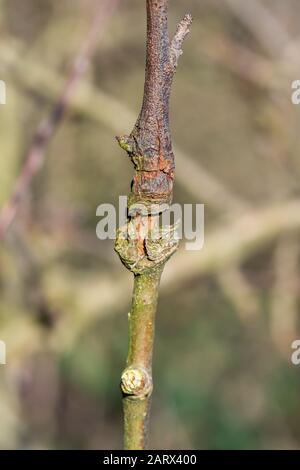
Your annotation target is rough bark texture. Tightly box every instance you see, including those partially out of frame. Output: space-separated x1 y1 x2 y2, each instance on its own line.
115 0 192 450
117 0 192 213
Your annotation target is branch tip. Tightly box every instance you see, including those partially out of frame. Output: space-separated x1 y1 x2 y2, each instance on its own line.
170 13 193 69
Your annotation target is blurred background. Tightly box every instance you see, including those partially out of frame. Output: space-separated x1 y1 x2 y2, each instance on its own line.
1 0 300 449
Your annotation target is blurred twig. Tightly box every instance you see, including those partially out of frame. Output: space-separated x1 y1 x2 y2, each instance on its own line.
0 0 120 239
217 266 260 321
210 0 300 93
199 16 300 197
270 235 300 357
164 199 300 289
202 33 274 90
222 0 290 57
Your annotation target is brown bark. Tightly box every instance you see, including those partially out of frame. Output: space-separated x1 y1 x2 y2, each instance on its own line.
117 0 192 213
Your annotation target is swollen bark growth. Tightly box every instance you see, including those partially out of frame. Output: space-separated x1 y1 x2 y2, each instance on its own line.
115 0 192 450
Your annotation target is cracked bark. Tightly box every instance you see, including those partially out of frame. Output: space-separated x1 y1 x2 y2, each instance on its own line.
115 0 192 450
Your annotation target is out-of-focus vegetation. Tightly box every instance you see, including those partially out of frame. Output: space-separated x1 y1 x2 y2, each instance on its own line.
0 0 300 449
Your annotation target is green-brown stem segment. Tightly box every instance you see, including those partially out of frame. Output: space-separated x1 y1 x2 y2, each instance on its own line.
115 0 192 450
121 269 162 450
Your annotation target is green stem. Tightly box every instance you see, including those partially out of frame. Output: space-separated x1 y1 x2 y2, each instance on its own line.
121 269 162 450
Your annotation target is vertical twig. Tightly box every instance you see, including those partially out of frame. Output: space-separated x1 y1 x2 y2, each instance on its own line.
115 0 192 450
0 0 120 239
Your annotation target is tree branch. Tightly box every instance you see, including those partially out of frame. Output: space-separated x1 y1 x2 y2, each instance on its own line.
117 0 192 213
115 0 192 450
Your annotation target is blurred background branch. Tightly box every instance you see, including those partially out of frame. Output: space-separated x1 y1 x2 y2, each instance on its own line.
0 0 120 239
